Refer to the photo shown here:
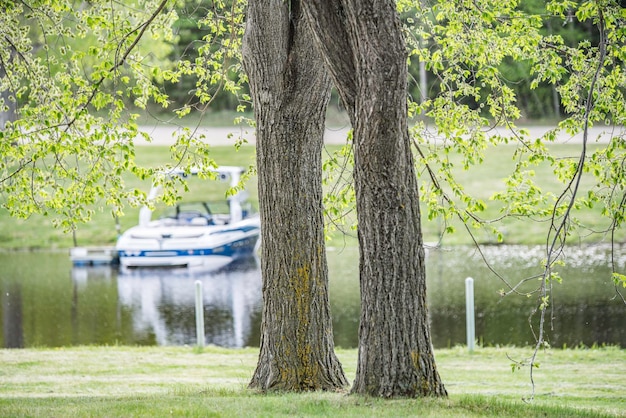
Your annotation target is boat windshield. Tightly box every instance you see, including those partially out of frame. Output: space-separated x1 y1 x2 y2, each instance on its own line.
155 201 230 220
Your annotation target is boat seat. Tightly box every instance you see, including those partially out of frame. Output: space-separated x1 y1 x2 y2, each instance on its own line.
190 217 209 226
160 218 178 226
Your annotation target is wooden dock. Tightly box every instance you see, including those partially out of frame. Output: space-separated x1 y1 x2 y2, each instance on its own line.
70 246 119 266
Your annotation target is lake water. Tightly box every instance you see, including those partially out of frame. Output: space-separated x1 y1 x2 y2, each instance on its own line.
1 244 624 349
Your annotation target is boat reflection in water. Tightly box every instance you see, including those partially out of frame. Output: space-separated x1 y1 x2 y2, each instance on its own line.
71 257 263 348
117 257 262 347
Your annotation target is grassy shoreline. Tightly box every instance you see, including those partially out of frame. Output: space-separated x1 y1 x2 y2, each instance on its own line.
1 142 624 250
0 345 624 417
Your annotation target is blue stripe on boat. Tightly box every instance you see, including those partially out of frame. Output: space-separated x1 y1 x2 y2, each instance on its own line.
119 236 258 259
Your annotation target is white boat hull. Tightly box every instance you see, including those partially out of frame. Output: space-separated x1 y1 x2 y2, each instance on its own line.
117 218 260 270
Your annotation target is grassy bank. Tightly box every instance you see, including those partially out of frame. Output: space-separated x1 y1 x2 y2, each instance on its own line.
0 346 623 417
0 142 622 249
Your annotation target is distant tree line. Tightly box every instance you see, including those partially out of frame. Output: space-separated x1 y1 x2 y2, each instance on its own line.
164 0 621 121
163 0 244 114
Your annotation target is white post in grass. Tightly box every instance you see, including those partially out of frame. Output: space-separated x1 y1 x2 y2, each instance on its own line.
465 277 475 353
195 280 205 348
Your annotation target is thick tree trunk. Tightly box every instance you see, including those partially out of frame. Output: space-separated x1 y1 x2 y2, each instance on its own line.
304 0 447 397
242 0 348 391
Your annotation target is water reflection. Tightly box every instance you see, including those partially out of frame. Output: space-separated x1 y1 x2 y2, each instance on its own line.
1 282 23 348
327 244 626 349
0 245 624 349
424 244 626 348
72 258 262 348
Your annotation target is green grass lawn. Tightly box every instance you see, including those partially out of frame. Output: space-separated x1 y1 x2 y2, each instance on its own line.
0 141 622 249
0 346 623 417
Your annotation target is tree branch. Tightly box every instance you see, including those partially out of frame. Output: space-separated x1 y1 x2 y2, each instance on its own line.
66 0 171 131
526 7 609 402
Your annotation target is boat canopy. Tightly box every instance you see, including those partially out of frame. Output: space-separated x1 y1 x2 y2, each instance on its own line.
139 166 248 227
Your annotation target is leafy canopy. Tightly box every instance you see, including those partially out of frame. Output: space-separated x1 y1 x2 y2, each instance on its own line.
0 0 246 231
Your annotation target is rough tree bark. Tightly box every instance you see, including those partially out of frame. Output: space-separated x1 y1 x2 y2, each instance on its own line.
242 0 348 391
304 0 447 397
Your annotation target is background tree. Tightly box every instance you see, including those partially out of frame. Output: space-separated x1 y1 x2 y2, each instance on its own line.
242 0 348 391
162 0 248 115
304 0 447 397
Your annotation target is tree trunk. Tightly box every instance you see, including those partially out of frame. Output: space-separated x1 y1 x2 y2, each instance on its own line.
242 0 348 391
0 51 16 130
304 0 447 397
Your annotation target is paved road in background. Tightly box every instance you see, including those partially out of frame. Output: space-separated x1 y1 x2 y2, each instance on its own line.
137 124 622 146
136 125 352 146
